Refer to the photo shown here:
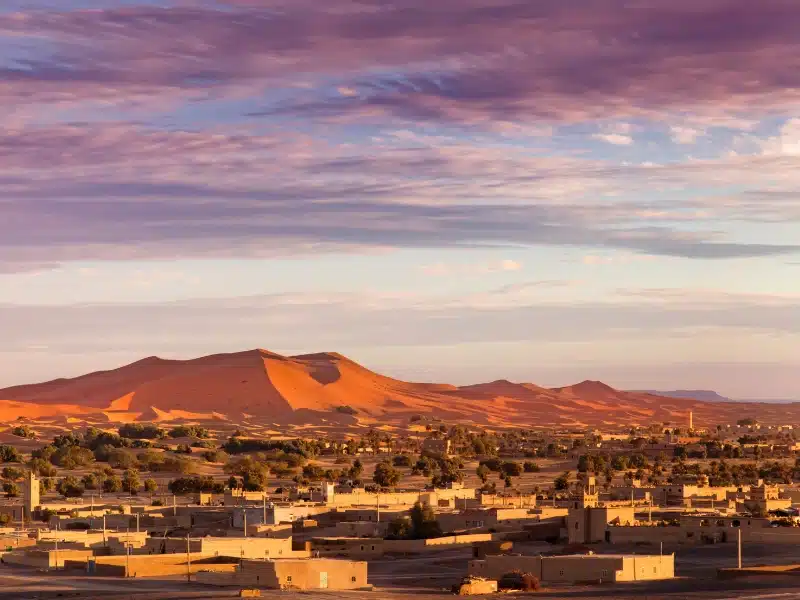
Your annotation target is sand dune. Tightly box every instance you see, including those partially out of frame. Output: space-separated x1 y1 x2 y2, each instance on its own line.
0 349 797 427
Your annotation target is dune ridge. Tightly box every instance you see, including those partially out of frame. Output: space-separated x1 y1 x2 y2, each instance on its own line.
0 349 796 426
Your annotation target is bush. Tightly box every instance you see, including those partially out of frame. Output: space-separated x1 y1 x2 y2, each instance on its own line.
222 437 314 457
373 462 402 488
392 455 412 468
1 467 23 481
523 461 541 473
168 476 224 494
168 426 210 439
102 475 122 493
118 424 165 440
203 450 228 463
335 405 358 415
2 482 19 498
500 461 523 477
0 445 22 463
191 440 216 449
106 448 139 470
56 476 85 498
81 473 99 490
11 425 35 439
479 458 502 472
52 446 95 469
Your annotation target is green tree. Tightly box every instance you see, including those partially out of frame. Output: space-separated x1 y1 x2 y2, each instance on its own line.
122 469 142 495
56 475 85 498
81 473 99 490
143 478 158 493
1 467 23 481
409 502 442 539
349 458 364 479
373 462 402 488
476 464 490 483
553 471 571 491
500 461 522 477
103 475 122 493
2 482 19 498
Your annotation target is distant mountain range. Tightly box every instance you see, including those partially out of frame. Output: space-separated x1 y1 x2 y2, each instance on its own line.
635 390 732 402
0 349 797 426
638 390 797 404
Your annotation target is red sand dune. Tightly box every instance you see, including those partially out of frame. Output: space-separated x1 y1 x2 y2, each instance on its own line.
0 349 797 426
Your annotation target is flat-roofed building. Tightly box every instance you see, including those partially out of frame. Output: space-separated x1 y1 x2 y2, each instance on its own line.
469 553 675 584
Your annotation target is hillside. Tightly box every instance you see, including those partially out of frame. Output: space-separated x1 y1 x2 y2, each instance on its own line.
0 349 797 427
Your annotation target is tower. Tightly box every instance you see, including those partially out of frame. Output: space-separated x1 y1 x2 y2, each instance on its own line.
578 476 599 508
689 411 693 432
23 471 40 522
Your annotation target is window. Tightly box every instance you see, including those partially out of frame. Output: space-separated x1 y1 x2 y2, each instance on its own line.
601 569 608 577
559 570 564 576
286 576 292 583
575 522 579 529
732 520 741 527
351 576 357 582
371 546 375 551
653 567 657 574
360 546 365 551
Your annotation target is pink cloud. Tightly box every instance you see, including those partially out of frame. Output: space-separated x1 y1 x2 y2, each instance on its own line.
0 1 798 124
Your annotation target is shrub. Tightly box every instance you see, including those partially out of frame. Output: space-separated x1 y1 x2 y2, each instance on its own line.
2 482 19 498
56 476 85 498
0 445 22 463
168 476 224 494
11 425 35 439
392 455 412 468
118 424 165 440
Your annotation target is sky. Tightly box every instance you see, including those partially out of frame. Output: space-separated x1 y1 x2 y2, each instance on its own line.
1 0 799 398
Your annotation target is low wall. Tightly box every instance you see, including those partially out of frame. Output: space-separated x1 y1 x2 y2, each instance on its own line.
384 534 493 554
65 553 238 577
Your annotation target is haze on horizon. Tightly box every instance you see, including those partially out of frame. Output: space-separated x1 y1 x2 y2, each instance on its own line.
0 0 798 400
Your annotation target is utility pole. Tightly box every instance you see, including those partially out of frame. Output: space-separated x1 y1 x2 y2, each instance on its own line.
263 495 267 527
186 534 191 583
376 493 380 523
54 537 58 572
244 509 247 537
125 542 131 578
737 529 742 569
136 512 140 533
102 514 107 547
173 494 177 517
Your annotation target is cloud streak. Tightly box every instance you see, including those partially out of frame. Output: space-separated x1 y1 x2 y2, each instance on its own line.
0 0 799 125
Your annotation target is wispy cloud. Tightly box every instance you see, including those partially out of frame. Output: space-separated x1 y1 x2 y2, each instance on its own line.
420 259 522 276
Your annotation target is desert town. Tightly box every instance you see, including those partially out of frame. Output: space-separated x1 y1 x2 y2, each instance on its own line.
1 409 800 598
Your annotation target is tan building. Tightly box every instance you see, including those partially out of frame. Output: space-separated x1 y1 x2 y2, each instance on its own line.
196 558 368 590
567 478 634 544
144 536 297 559
469 553 675 583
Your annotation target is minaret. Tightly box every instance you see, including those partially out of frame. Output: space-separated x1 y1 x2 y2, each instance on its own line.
24 471 40 521
689 411 693 432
